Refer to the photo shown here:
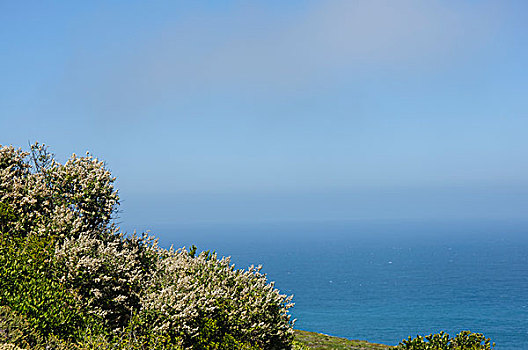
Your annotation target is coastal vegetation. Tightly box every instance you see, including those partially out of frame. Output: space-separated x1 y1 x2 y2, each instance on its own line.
0 143 495 349
397 331 495 350
293 330 495 350
0 143 293 349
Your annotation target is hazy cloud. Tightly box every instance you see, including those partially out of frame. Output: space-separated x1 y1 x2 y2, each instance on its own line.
65 0 504 114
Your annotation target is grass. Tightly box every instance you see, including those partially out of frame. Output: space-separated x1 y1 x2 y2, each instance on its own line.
294 330 395 350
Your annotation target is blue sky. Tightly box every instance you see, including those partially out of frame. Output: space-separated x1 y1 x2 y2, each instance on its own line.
2 1 528 227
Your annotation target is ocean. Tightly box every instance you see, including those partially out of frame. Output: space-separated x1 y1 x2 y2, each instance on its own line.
144 219 528 349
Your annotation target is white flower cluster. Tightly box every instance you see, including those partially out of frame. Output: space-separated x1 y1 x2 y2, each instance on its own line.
0 145 43 235
142 247 295 349
0 143 118 239
54 231 159 331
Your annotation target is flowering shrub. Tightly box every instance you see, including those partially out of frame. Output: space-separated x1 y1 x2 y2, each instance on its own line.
0 143 295 349
140 247 294 349
54 231 159 333
0 143 118 240
398 331 495 350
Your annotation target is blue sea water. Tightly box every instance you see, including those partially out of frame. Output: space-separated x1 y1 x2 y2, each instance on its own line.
146 219 528 349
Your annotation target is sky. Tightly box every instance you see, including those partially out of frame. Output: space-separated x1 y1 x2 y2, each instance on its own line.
2 1 528 228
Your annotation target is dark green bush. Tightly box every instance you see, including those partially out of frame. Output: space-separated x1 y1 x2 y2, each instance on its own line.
0 232 97 341
398 331 495 350
0 305 43 348
0 203 16 234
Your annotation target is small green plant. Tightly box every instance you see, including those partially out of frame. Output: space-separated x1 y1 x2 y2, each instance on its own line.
398 331 495 350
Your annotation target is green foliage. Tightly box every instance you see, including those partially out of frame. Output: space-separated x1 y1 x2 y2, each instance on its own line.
192 318 259 350
0 306 76 350
188 244 198 258
0 232 97 340
398 331 495 350
0 306 43 348
291 341 310 350
0 203 16 233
